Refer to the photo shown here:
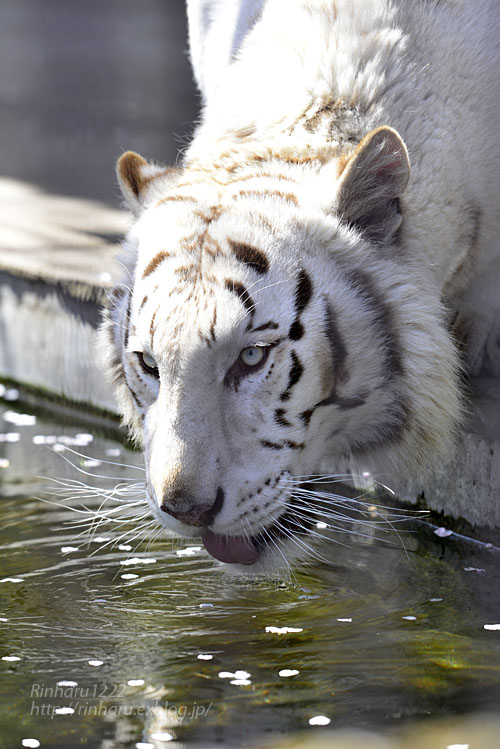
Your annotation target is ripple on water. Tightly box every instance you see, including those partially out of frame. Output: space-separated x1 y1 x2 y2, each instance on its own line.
1 400 500 747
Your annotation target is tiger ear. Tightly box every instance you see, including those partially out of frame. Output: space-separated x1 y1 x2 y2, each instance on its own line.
117 151 179 215
335 126 410 245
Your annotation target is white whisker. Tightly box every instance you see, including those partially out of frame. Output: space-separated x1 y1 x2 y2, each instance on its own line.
47 443 145 473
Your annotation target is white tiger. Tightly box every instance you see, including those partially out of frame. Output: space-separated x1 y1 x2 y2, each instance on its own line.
99 0 500 572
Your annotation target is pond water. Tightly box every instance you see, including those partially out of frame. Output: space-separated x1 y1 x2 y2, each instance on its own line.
1 394 500 749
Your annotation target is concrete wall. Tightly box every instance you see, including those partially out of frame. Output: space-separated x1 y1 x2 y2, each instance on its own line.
0 270 115 413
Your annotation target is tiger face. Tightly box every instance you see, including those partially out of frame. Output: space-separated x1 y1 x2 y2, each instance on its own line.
100 128 461 572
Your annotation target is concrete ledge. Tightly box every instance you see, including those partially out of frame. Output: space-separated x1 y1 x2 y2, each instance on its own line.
0 269 116 413
0 178 126 414
0 177 128 285
403 378 500 528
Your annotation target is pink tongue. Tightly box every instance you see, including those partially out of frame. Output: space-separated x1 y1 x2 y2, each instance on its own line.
202 530 259 565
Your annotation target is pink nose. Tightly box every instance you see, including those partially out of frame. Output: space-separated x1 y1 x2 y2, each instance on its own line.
160 487 224 527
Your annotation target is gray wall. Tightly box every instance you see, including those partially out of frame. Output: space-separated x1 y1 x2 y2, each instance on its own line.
0 0 199 203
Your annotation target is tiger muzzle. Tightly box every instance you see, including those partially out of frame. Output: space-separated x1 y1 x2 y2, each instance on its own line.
160 486 225 527
160 486 260 565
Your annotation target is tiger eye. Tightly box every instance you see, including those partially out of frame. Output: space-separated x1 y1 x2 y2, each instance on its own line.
136 351 159 376
240 346 266 367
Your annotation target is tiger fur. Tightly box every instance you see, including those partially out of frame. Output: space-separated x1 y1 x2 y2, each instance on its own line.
99 0 500 572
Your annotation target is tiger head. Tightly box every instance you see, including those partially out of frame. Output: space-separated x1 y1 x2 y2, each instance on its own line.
100 127 461 573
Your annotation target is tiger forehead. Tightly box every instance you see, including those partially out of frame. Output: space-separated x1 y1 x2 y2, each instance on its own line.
140 222 273 282
141 167 309 278
154 168 300 223
143 278 281 361
139 251 310 352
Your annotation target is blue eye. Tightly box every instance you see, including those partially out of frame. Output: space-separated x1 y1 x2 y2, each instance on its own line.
225 343 275 390
136 351 159 376
240 346 266 367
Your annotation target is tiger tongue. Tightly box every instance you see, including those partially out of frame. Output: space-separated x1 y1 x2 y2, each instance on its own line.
202 530 259 565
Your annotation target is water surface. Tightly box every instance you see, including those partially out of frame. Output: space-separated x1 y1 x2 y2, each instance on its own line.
1 397 500 748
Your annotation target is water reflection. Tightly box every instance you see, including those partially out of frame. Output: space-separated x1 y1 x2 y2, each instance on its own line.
1 397 500 748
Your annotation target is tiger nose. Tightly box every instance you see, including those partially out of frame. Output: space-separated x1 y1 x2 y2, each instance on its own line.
160 487 225 527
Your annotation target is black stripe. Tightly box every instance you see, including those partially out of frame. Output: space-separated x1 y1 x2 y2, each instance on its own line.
287 269 312 340
323 301 348 386
274 408 292 427
347 267 403 378
225 279 255 320
261 440 284 450
229 239 269 275
288 320 304 340
123 291 132 350
109 358 126 387
252 320 279 332
128 386 143 409
316 275 399 410
335 394 367 409
284 440 305 450
280 351 303 401
124 372 144 410
260 439 304 450
315 299 351 408
295 269 312 315
300 408 314 426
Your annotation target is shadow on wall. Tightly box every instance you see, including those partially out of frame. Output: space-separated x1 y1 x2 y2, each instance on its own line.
0 0 199 204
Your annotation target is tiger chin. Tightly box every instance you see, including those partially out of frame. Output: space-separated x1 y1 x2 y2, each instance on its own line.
98 0 499 573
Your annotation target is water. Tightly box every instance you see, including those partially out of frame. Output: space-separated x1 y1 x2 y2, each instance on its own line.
1 396 500 749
